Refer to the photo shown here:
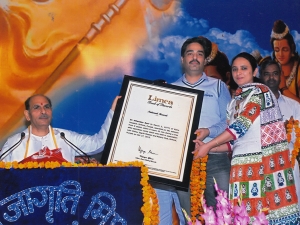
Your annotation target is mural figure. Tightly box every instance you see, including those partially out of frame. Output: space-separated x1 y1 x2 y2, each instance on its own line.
271 20 300 103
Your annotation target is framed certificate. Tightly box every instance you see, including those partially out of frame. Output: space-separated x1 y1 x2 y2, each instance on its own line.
101 75 204 190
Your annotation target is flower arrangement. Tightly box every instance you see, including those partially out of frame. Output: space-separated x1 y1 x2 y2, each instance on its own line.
285 116 300 168
190 131 209 223
140 162 160 225
190 156 208 223
183 178 268 225
0 160 159 225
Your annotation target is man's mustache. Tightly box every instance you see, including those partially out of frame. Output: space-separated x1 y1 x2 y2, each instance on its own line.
267 79 276 83
39 114 49 119
189 59 200 64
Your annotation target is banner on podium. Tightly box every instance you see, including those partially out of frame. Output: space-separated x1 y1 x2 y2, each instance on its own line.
0 167 144 224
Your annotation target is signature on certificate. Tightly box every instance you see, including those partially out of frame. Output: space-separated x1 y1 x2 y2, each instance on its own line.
138 146 158 155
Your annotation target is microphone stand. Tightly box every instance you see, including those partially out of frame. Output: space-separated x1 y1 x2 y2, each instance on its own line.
60 132 91 163
0 132 25 161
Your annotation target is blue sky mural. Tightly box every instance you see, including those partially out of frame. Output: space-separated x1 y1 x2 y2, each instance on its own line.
0 0 299 146
53 0 300 136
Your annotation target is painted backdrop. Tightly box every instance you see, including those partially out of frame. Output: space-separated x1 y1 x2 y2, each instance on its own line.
0 0 299 147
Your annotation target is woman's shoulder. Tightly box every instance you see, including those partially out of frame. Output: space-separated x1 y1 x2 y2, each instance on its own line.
253 83 270 93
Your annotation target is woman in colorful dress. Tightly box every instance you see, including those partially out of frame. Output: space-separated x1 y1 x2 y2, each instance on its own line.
193 52 300 224
271 20 300 103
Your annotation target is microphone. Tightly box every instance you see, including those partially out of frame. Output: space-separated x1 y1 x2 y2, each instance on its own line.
0 132 26 161
60 132 91 163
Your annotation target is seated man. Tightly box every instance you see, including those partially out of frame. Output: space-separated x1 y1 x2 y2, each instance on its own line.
0 94 120 163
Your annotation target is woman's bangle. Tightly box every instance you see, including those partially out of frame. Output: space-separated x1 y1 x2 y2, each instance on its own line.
280 86 288 94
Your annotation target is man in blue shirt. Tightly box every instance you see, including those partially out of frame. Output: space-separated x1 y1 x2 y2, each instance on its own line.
153 36 231 224
173 37 231 216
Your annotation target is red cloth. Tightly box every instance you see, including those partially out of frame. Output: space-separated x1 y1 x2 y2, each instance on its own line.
19 147 68 164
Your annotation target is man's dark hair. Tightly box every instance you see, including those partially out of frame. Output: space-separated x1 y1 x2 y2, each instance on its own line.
206 51 231 83
25 94 52 110
259 59 281 76
181 36 212 58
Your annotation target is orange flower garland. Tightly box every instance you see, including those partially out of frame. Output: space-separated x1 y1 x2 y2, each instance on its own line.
190 155 208 223
0 160 159 225
140 162 159 225
285 117 300 168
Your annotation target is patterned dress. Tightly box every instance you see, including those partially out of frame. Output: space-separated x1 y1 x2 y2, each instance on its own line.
227 83 300 224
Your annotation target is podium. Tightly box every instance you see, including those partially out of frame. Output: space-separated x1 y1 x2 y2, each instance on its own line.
0 164 146 224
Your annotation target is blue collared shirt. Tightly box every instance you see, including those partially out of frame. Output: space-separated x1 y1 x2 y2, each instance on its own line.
172 73 231 142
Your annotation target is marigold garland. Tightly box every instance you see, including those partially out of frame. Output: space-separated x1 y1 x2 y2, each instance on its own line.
190 155 208 223
286 117 300 168
0 160 159 225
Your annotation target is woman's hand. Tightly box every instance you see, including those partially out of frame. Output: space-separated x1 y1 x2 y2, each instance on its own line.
192 139 210 159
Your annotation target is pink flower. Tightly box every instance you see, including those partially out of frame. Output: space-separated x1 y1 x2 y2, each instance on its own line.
213 177 219 191
233 201 248 217
223 212 232 224
201 197 210 214
233 205 243 215
195 220 202 225
216 190 230 210
197 177 267 225
201 206 217 225
252 212 268 225
187 220 202 225
183 208 203 225
216 217 225 225
215 205 232 224
234 215 250 225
